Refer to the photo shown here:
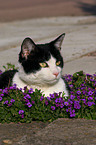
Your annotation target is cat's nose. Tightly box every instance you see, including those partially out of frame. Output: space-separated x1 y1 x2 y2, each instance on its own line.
53 72 59 77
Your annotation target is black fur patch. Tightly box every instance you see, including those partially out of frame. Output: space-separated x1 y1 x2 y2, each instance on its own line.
0 70 18 89
19 42 64 74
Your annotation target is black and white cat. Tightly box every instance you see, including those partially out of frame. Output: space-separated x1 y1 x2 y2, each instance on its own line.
0 33 69 97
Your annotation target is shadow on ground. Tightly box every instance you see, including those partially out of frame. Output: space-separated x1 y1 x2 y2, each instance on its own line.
78 1 96 15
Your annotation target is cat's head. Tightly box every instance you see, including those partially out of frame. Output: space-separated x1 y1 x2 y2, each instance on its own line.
18 33 65 85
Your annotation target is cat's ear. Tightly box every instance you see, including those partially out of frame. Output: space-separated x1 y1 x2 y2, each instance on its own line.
52 33 65 51
21 37 36 59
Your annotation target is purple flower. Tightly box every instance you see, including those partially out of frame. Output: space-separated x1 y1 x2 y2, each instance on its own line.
70 95 75 100
45 100 48 106
2 89 8 94
74 102 81 109
0 94 4 97
23 93 27 96
13 84 17 88
24 86 27 90
28 88 33 94
88 88 91 91
93 74 96 77
69 84 73 89
10 85 16 90
60 103 64 108
47 97 51 101
25 99 30 103
19 88 23 91
90 79 94 82
50 94 55 99
24 96 27 100
70 91 75 95
82 90 86 95
8 103 12 107
21 114 24 118
74 100 80 104
27 102 32 108
77 96 80 100
25 94 31 99
64 102 69 106
32 101 35 104
58 97 63 103
81 83 85 87
4 100 8 104
55 104 60 107
82 99 86 103
40 96 44 101
68 99 73 104
81 87 85 90
9 86 14 90
55 93 59 97
24 94 31 101
93 82 96 87
87 101 95 107
10 99 15 103
0 89 2 92
19 110 24 114
88 91 93 96
70 109 75 117
86 74 92 77
76 91 81 95
88 97 93 101
51 106 55 111
66 107 71 112
0 96 2 101
55 98 59 103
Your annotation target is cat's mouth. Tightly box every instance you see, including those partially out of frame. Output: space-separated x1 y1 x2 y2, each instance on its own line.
43 78 59 85
43 73 61 85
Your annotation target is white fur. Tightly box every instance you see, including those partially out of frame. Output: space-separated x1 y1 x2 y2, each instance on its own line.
12 56 69 97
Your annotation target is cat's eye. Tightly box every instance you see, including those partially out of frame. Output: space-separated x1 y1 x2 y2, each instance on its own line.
56 61 61 66
39 62 49 68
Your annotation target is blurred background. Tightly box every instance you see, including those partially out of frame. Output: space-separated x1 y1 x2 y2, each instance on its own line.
0 0 96 74
0 0 96 22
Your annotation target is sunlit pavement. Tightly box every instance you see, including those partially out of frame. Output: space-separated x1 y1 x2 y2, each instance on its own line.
0 16 96 74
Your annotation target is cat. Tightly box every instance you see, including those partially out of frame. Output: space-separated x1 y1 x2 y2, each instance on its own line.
0 33 69 97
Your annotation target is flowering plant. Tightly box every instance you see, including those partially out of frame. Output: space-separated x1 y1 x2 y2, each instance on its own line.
0 66 96 123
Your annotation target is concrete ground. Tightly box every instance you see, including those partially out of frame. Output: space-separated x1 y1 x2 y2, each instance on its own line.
1 118 96 145
0 16 96 74
0 0 96 22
